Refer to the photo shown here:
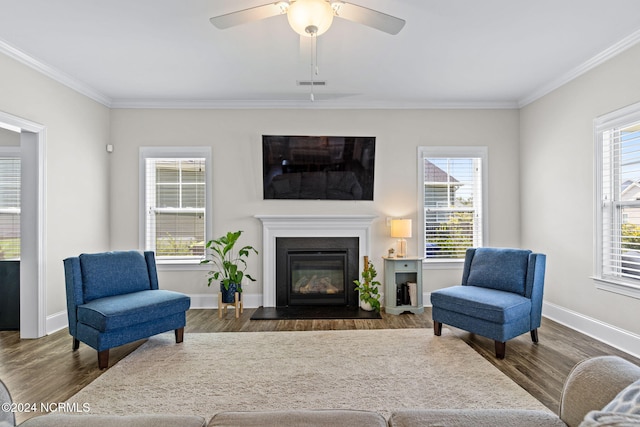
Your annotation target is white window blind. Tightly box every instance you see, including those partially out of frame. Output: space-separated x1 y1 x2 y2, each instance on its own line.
419 147 486 262
141 148 211 263
596 105 640 289
0 155 20 260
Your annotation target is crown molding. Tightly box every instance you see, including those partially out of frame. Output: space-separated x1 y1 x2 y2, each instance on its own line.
0 38 112 107
518 28 640 108
109 98 518 110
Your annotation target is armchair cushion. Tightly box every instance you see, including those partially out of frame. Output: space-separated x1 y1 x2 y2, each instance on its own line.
464 247 531 295
80 251 153 301
430 285 532 324
77 289 191 332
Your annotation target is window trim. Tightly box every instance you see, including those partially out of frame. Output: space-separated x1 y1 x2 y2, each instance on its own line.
417 146 488 268
139 146 212 267
594 101 640 299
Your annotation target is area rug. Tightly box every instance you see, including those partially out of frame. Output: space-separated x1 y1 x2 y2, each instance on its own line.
66 329 550 419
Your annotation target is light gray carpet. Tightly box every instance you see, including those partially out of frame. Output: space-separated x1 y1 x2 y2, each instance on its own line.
67 328 550 419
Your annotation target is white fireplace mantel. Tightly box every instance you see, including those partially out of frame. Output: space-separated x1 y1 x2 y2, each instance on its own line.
255 215 376 307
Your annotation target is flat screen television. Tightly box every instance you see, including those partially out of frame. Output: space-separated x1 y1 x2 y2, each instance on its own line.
262 135 375 200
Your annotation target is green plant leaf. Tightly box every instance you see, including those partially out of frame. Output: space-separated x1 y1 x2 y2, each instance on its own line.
201 230 258 292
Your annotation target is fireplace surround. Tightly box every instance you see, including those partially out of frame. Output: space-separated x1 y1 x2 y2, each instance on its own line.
255 215 376 308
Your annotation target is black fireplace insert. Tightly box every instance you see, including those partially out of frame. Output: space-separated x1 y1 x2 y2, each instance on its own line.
275 237 359 308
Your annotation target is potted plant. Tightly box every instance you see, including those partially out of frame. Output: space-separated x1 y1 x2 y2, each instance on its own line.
201 230 258 303
353 256 381 312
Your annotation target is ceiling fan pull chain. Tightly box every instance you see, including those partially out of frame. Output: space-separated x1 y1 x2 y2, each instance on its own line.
310 32 316 101
315 33 319 76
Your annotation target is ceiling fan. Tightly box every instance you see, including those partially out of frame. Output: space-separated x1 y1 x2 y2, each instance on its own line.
209 0 406 37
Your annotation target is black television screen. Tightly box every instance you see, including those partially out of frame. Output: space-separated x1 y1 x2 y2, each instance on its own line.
262 135 375 200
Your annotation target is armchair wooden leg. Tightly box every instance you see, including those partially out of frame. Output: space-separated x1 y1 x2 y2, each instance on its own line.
434 321 442 336
495 341 506 359
175 327 184 343
72 338 80 351
530 329 539 343
98 350 109 370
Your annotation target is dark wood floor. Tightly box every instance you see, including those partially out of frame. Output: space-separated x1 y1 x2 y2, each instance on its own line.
1 308 639 424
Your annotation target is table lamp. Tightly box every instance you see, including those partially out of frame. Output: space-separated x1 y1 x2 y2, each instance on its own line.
390 218 412 258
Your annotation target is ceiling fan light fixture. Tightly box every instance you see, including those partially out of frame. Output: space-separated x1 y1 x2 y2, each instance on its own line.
287 0 334 37
330 1 344 15
276 1 290 14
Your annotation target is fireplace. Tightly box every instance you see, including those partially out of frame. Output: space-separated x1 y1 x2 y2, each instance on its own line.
276 237 359 307
255 214 376 311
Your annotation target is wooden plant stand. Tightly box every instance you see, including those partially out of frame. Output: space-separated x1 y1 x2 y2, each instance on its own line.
218 292 243 319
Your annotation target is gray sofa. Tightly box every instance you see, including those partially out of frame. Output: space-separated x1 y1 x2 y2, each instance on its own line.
5 355 640 426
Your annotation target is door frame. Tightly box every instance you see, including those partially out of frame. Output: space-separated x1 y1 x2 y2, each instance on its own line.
0 110 46 338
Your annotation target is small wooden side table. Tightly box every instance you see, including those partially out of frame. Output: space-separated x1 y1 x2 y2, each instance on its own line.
218 292 243 319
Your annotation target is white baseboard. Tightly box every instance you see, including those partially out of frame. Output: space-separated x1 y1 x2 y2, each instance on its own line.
46 310 68 335
542 302 640 359
188 293 216 309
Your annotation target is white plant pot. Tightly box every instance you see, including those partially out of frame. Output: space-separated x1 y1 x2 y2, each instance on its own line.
360 300 373 311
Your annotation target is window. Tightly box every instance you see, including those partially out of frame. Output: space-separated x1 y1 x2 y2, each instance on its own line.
595 102 640 297
418 147 487 263
0 148 20 260
140 147 212 264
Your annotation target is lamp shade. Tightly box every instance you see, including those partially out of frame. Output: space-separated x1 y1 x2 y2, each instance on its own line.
287 0 334 37
390 219 412 238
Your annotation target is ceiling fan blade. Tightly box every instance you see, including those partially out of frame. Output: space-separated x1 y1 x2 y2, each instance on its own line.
333 2 405 35
210 3 286 30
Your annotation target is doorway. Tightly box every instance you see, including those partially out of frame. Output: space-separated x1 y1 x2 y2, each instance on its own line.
0 136 20 329
0 111 46 338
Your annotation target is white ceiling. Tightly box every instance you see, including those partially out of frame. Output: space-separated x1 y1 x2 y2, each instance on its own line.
1 0 640 109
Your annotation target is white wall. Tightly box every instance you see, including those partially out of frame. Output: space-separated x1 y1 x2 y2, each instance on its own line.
109 108 521 302
0 53 111 320
520 44 640 336
0 127 19 146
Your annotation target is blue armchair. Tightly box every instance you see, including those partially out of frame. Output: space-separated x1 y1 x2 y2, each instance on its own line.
430 247 546 359
63 250 191 369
